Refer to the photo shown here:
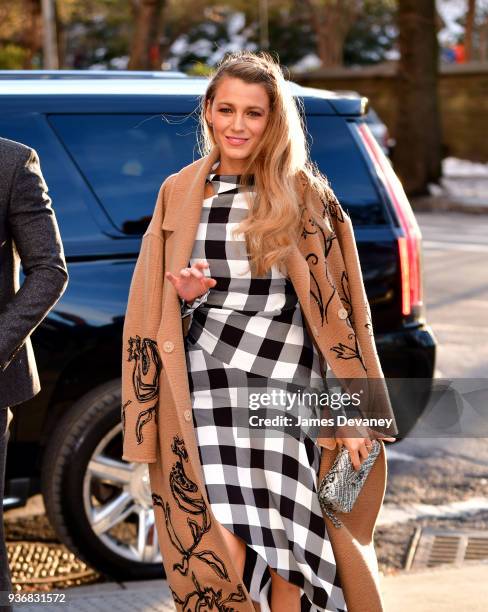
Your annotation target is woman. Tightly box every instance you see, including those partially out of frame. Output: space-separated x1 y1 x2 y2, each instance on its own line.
122 52 397 612
122 50 397 612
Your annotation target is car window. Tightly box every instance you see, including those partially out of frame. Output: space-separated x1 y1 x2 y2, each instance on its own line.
48 114 197 235
0 115 107 243
49 112 388 235
305 115 388 226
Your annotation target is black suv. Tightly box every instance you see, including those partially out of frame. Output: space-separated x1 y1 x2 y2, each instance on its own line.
1 70 436 581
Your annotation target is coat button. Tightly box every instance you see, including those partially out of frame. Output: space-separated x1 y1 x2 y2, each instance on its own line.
163 340 174 353
184 409 192 422
312 325 319 337
338 307 348 320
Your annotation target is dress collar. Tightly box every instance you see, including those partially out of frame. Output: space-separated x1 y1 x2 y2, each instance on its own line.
205 160 254 195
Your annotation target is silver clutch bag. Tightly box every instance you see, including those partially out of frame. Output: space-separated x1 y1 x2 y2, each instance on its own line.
317 440 382 528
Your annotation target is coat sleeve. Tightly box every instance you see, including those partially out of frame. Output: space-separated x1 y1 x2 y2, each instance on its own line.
0 146 68 372
326 189 399 438
121 175 175 463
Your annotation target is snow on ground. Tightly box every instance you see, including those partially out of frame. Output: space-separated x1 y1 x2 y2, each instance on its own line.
443 157 488 177
427 157 488 205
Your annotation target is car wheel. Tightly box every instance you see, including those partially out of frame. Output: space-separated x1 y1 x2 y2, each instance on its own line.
41 378 164 581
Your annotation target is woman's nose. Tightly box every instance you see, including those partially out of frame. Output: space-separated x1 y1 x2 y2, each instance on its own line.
232 114 245 130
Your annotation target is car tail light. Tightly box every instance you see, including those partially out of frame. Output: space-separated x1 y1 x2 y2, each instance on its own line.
356 122 423 317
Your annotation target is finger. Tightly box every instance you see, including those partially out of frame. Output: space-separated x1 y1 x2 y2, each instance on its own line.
349 449 361 471
193 260 209 269
187 267 203 280
204 277 218 288
180 268 191 277
358 444 369 461
317 437 336 450
165 271 177 284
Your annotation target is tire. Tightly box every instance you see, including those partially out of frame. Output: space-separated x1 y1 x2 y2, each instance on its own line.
41 378 165 581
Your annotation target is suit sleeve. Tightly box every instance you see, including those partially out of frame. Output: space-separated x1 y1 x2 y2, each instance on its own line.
0 147 68 372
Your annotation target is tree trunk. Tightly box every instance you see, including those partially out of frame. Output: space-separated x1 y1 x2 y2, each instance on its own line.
465 0 476 61
54 0 65 69
393 0 442 197
40 0 59 68
128 0 165 70
479 17 488 61
304 0 360 67
22 0 42 69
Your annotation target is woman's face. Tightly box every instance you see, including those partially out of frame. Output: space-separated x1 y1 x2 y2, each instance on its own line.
205 76 270 172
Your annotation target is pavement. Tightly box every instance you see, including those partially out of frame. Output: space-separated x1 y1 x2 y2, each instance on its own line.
10 561 488 611
380 562 488 612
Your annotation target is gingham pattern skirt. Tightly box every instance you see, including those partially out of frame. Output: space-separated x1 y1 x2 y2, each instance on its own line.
185 343 347 611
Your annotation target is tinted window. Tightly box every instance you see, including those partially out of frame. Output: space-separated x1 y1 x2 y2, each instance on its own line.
49 112 387 235
305 116 388 226
48 114 197 235
0 115 108 243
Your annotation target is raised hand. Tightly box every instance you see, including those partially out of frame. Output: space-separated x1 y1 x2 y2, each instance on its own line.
165 260 217 303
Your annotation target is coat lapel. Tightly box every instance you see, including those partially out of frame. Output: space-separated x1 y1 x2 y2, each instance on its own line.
159 145 220 328
156 146 221 427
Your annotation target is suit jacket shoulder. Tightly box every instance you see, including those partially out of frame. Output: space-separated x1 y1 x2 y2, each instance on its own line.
0 136 33 158
0 138 38 201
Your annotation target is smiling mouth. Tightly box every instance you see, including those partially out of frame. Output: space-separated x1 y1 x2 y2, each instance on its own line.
225 136 249 144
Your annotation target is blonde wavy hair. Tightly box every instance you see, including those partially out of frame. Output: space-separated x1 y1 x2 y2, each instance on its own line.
199 50 336 278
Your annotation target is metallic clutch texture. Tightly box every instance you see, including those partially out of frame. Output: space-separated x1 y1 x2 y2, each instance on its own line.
317 440 382 528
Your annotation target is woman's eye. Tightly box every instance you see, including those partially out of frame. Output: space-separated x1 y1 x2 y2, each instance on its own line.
218 109 261 117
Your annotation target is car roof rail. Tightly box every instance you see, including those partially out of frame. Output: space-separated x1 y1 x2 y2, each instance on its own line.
0 70 188 80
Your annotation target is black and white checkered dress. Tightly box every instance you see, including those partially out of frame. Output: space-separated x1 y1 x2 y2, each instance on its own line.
183 160 347 611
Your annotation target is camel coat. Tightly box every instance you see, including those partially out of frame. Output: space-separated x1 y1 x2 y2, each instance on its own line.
121 143 398 611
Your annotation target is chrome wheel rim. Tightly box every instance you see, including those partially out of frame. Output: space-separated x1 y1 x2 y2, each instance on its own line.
82 423 161 564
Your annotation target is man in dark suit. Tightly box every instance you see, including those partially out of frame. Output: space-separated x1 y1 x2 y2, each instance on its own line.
0 137 68 602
